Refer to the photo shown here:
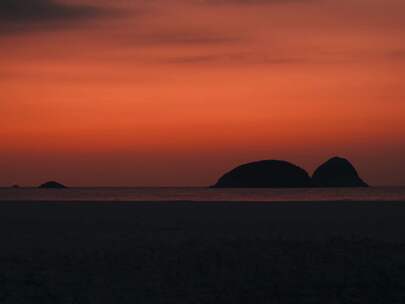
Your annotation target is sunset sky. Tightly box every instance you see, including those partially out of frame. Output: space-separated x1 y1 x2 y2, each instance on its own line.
1 0 405 186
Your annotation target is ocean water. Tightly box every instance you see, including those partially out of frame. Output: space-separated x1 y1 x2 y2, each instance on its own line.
0 187 405 202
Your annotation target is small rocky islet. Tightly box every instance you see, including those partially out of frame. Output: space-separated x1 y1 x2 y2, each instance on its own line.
38 181 67 189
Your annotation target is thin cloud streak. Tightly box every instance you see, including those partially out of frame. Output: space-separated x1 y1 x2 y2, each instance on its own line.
154 52 304 65
197 0 318 5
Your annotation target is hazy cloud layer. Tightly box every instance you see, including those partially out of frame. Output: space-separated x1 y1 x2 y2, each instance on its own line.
124 30 240 46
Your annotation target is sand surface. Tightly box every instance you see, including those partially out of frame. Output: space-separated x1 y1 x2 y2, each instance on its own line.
1 201 405 303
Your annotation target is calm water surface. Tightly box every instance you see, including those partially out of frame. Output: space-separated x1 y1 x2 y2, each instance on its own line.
0 187 405 202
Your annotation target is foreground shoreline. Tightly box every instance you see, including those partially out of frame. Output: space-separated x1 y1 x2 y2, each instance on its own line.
2 200 405 241
1 200 405 303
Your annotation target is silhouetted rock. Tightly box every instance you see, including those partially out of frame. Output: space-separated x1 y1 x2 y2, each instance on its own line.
312 157 368 187
11 184 20 188
39 181 67 189
213 160 312 188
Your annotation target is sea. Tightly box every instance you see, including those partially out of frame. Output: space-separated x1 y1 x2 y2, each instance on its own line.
1 187 405 202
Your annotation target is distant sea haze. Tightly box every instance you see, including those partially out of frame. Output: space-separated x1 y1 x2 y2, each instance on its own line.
1 187 405 202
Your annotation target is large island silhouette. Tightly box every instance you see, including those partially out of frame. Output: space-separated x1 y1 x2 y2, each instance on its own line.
213 157 368 188
213 160 312 188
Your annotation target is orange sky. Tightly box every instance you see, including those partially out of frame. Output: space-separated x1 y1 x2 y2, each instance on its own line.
1 0 405 186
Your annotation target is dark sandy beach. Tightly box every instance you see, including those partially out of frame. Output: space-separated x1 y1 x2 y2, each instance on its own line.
1 201 405 303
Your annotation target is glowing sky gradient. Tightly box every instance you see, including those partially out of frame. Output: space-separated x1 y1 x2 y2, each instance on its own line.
1 0 405 186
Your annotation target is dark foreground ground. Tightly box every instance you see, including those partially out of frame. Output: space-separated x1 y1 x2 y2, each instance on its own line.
1 201 405 303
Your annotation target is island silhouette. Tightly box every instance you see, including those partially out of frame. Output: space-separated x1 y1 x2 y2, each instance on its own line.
312 157 368 187
36 157 368 189
39 181 67 189
213 156 368 188
213 160 312 188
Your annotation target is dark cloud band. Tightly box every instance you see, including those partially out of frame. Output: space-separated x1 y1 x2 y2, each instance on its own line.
0 0 105 34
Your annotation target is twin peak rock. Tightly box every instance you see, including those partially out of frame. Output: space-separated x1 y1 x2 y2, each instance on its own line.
213 157 368 188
